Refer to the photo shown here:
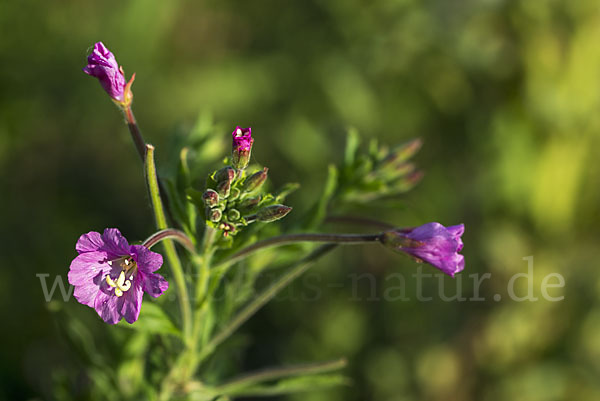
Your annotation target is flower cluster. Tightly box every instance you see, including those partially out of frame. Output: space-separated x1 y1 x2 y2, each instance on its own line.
68 228 168 324
198 126 292 239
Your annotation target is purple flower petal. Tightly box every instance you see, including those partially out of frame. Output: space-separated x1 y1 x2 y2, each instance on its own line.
100 228 131 258
131 245 163 273
232 126 253 152
75 231 104 254
120 275 144 324
142 272 169 298
231 126 254 169
382 222 465 277
69 228 169 324
83 42 126 101
94 289 125 325
68 251 110 307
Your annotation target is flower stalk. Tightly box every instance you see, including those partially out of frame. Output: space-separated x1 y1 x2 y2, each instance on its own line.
124 106 147 162
145 144 192 341
214 232 382 274
142 229 196 253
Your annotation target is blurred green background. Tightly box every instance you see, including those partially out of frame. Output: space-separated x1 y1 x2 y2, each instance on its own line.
1 0 599 400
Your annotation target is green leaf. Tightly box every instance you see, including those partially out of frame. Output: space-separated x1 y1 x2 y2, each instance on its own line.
344 127 360 167
306 164 338 229
219 374 349 397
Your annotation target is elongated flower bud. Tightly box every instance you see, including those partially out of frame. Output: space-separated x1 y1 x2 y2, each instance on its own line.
238 195 261 211
257 204 292 222
232 126 253 170
202 189 219 207
217 180 231 198
381 222 464 277
83 42 134 107
243 167 268 193
389 138 423 163
214 166 236 184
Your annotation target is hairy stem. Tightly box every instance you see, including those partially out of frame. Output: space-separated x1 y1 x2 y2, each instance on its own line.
142 229 196 253
145 145 192 342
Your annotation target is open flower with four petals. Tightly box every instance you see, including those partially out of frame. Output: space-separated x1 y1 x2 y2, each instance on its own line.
68 228 168 324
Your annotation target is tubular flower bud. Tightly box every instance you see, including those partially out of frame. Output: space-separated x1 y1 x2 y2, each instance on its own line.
216 180 231 198
243 167 268 193
238 195 261 211
214 166 236 184
381 222 464 277
232 126 253 170
83 42 134 107
257 204 292 222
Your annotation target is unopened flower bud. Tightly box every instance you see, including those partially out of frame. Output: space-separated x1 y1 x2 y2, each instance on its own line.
229 187 241 201
381 222 464 277
83 42 134 107
232 126 254 170
217 180 231 198
243 167 268 193
202 189 219 207
394 138 423 162
207 208 222 223
257 204 292 222
214 166 236 184
238 195 261 211
227 209 241 221
394 170 424 193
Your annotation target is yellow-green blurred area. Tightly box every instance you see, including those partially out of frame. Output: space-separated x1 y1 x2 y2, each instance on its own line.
1 0 599 400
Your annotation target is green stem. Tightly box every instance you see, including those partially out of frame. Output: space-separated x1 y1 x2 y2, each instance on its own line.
142 228 196 252
145 144 192 342
213 358 347 395
187 226 217 374
124 106 175 225
197 244 338 363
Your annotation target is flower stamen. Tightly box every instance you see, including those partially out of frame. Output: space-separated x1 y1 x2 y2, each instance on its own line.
106 270 132 297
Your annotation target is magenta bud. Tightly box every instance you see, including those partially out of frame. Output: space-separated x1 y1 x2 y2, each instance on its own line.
202 189 219 207
83 42 134 107
257 204 292 222
232 126 254 170
243 167 268 193
381 222 464 277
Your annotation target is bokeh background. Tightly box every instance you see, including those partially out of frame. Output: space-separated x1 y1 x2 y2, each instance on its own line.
1 0 599 400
